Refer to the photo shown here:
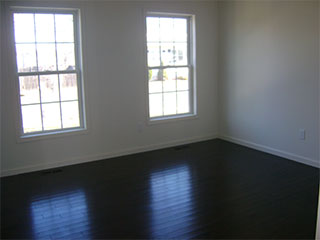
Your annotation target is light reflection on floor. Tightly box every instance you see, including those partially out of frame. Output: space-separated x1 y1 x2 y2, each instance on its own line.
150 165 196 238
30 189 90 239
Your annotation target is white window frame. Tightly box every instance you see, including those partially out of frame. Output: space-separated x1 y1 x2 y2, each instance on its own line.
9 7 87 140
145 12 197 123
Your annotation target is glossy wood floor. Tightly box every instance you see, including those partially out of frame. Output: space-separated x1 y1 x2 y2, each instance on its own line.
1 139 319 239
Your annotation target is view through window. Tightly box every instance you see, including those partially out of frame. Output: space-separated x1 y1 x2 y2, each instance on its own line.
12 10 84 135
146 14 194 119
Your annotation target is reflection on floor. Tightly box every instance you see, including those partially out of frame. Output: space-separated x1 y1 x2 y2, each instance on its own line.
1 139 319 239
150 165 194 238
30 190 90 239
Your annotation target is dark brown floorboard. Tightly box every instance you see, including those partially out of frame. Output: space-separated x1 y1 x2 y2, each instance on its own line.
1 139 319 239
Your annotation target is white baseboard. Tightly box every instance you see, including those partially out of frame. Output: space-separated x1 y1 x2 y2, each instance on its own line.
1 134 218 177
220 135 319 168
2 133 318 177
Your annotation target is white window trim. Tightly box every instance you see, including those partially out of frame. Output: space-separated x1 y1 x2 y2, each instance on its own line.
8 7 88 141
144 11 197 124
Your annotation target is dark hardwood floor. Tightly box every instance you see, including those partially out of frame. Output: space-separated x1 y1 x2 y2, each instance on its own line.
1 139 319 239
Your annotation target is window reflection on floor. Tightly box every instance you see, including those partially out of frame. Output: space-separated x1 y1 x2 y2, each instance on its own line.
30 189 90 239
150 165 196 238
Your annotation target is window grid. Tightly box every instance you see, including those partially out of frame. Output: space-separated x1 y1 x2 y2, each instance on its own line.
32 14 44 131
20 99 78 107
13 10 83 135
158 18 165 116
53 14 64 129
149 90 189 95
18 70 77 76
147 15 193 118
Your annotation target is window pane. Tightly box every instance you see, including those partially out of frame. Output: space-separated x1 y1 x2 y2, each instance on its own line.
149 69 162 94
37 43 57 71
174 18 187 42
55 14 74 43
160 18 174 42
16 44 37 72
147 43 160 67
163 92 176 115
13 10 84 135
13 13 35 43
60 74 78 101
40 75 59 103
177 68 189 91
177 91 189 114
57 43 75 71
161 43 174 66
147 17 159 42
149 68 161 81
22 104 42 133
35 14 55 42
163 68 176 92
149 93 163 117
61 101 80 128
174 43 188 66
42 103 61 130
19 76 40 104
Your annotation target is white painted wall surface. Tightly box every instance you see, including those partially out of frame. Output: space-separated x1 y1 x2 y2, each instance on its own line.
1 1 219 176
218 1 319 167
1 0 319 176
0 2 3 173
317 1 320 238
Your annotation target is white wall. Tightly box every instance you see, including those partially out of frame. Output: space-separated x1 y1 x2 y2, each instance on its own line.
0 2 3 173
218 1 319 167
317 2 320 238
1 0 319 176
1 1 219 176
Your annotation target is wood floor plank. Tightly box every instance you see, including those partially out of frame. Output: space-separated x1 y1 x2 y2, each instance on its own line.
1 139 319 239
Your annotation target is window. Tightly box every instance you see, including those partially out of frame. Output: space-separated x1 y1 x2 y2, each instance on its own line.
146 13 195 120
11 8 85 136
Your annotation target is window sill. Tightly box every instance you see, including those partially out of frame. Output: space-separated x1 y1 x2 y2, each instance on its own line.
148 113 197 125
17 127 88 143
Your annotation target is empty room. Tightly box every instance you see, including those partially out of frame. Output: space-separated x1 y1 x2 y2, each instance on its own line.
1 0 319 239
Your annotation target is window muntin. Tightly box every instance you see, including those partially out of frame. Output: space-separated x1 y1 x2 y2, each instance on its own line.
12 10 85 135
146 14 194 119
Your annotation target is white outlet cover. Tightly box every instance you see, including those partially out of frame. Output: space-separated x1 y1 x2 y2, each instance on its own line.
299 129 306 140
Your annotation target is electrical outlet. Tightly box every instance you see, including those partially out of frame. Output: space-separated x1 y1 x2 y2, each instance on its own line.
299 129 306 140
